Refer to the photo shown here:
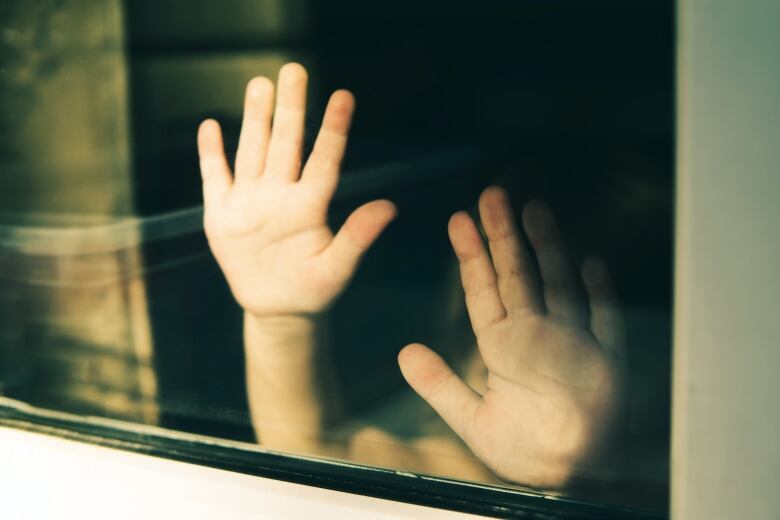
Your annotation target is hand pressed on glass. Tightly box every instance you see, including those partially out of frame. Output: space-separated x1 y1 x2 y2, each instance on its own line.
198 63 626 490
398 188 626 488
198 63 396 317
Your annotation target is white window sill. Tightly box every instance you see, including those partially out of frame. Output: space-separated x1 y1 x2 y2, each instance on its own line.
0 426 483 519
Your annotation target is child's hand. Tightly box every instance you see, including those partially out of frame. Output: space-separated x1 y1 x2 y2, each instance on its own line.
197 63 396 317
398 187 626 489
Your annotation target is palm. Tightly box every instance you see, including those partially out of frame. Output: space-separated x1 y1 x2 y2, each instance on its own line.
207 180 336 315
399 187 625 489
198 64 395 317
472 317 618 486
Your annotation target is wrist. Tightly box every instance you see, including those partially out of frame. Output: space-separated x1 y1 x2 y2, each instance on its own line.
244 312 325 363
245 312 320 332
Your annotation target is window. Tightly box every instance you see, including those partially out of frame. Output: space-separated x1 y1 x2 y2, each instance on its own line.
0 1 673 517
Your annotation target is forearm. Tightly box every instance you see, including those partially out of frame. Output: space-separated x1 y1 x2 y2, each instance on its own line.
244 312 343 455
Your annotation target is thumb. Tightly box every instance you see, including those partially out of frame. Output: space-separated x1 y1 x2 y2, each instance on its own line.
319 199 396 283
398 343 481 447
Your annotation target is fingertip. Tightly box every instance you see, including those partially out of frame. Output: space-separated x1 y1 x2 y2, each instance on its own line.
479 185 516 238
398 343 426 368
246 76 273 98
198 118 219 136
522 200 556 241
198 119 222 151
447 211 474 240
197 119 231 200
582 257 617 303
447 211 464 242
279 62 308 84
478 185 509 212
321 89 356 134
522 199 552 223
398 344 412 373
448 211 483 260
397 343 444 390
329 89 356 111
380 199 398 221
582 256 608 288
364 199 398 225
339 199 397 251
380 200 399 230
281 61 307 74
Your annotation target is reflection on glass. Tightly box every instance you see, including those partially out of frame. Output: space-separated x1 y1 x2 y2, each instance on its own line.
1 0 672 515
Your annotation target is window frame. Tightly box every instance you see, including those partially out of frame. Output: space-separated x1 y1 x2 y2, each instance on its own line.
671 0 780 518
0 398 664 520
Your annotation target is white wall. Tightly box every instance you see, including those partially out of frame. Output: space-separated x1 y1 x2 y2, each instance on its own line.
674 0 780 518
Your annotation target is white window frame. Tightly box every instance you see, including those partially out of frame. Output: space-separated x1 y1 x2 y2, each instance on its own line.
673 0 780 518
0 426 481 519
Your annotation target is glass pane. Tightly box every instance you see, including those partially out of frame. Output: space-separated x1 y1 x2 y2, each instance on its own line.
0 0 672 515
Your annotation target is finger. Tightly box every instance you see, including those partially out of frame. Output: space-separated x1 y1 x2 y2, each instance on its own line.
264 63 308 181
582 257 626 358
522 201 588 326
234 76 274 182
301 90 355 200
318 200 397 285
398 343 481 447
448 211 507 335
197 119 232 208
478 186 543 316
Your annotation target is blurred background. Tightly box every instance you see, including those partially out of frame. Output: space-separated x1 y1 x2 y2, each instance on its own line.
0 0 672 513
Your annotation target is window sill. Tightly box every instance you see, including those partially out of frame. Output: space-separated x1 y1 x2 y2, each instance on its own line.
0 398 664 519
